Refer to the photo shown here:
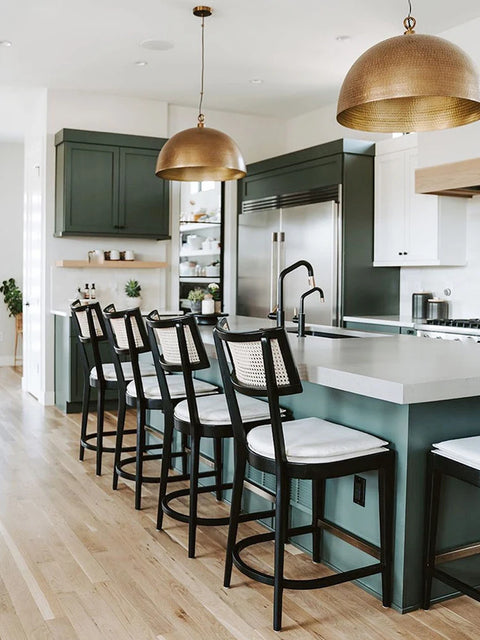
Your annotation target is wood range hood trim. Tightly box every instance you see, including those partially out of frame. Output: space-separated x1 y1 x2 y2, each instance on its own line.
415 158 480 198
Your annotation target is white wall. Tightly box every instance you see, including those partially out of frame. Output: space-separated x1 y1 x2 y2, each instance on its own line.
285 101 388 152
0 143 24 365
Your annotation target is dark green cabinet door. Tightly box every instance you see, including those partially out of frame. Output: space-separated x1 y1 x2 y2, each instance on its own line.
63 142 119 234
118 147 169 238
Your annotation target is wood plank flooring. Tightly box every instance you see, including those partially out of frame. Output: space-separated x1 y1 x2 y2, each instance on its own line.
0 366 479 639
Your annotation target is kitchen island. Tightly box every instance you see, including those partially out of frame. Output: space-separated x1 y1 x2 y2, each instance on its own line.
191 316 480 612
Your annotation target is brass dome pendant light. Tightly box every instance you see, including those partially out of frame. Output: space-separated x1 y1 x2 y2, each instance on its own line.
156 6 246 181
336 1 480 132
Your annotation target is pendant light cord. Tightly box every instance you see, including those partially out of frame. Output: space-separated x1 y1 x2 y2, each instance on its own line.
404 0 416 33
198 14 205 125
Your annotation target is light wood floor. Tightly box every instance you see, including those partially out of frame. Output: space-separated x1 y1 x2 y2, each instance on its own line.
1 367 480 639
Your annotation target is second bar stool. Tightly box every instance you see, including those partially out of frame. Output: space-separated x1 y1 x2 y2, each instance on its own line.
146 313 278 558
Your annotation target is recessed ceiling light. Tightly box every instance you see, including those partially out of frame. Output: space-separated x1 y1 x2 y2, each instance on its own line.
250 78 263 85
134 60 148 67
0 40 12 47
140 39 174 51
336 35 351 42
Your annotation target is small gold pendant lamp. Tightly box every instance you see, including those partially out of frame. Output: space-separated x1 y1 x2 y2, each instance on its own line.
337 4 480 133
156 6 246 181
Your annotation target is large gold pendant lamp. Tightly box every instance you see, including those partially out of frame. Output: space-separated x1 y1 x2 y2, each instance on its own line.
337 2 480 132
156 6 246 181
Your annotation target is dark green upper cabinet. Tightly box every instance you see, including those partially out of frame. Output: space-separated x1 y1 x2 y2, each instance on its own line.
119 147 169 237
55 129 170 239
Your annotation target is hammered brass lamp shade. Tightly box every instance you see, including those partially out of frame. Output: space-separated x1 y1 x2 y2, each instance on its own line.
337 32 480 132
155 124 246 181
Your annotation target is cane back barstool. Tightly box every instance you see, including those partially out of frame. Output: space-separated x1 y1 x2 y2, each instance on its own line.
70 299 154 476
146 312 279 558
103 306 218 510
424 436 480 608
214 324 395 631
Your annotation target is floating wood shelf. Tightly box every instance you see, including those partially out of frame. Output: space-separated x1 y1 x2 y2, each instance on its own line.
56 260 167 269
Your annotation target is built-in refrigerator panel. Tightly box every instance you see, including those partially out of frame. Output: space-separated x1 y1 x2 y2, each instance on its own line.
237 200 340 326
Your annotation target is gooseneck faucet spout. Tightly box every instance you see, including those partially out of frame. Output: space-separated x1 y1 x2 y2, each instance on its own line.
276 260 316 328
298 287 325 337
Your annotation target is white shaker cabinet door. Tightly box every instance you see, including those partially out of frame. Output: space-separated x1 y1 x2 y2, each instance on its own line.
374 150 406 264
374 144 466 267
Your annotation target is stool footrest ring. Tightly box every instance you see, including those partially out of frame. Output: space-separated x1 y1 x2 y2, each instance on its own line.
81 428 136 454
232 527 383 590
162 483 233 526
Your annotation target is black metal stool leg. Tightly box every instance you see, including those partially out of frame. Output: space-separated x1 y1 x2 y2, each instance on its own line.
79 382 90 461
135 403 146 510
312 478 325 564
424 458 442 609
180 433 188 474
157 411 175 530
224 447 246 588
188 434 201 558
273 473 289 632
95 386 105 476
112 392 127 490
214 438 223 501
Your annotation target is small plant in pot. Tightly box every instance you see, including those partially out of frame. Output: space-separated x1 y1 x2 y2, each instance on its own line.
124 279 142 308
207 282 221 313
0 278 22 317
187 287 204 314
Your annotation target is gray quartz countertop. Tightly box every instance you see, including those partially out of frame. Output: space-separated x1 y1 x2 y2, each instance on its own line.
343 315 416 328
201 315 480 406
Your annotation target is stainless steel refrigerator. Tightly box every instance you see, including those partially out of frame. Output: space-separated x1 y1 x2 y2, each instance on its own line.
237 200 342 326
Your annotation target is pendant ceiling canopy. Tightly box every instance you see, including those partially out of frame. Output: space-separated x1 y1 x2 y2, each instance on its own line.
336 12 480 133
156 6 246 182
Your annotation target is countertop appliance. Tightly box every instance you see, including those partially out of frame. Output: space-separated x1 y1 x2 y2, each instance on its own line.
237 198 341 326
417 318 480 343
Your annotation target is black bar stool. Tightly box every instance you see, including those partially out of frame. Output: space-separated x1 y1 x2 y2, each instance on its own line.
103 306 218 510
71 299 155 476
146 313 278 558
424 436 480 608
214 324 395 631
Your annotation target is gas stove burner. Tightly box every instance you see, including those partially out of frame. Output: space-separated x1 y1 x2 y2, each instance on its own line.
427 318 480 328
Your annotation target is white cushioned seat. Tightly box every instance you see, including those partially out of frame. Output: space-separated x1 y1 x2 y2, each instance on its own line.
433 436 480 471
90 361 156 382
247 417 389 464
174 394 274 425
126 375 218 400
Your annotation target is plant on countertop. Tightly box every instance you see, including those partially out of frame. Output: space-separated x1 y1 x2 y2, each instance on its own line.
0 278 22 316
187 287 205 302
124 279 141 298
207 282 220 301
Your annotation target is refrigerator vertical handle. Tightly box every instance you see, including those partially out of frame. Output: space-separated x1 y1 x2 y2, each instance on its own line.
270 232 278 313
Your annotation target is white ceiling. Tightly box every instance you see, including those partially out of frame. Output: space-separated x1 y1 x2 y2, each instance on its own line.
2 0 480 138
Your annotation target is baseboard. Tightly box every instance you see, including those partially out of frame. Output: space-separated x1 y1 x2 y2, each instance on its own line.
0 355 15 366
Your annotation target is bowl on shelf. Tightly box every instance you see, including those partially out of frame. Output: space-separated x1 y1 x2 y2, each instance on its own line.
205 265 220 277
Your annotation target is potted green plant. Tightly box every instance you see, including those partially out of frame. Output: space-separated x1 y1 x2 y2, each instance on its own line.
187 287 204 313
0 278 22 317
124 279 142 308
207 282 221 313
0 278 23 363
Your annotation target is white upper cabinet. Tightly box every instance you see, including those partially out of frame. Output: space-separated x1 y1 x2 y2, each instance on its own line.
374 136 467 267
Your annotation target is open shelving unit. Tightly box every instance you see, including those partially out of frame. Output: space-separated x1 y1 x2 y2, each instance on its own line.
179 182 224 312
56 260 167 269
